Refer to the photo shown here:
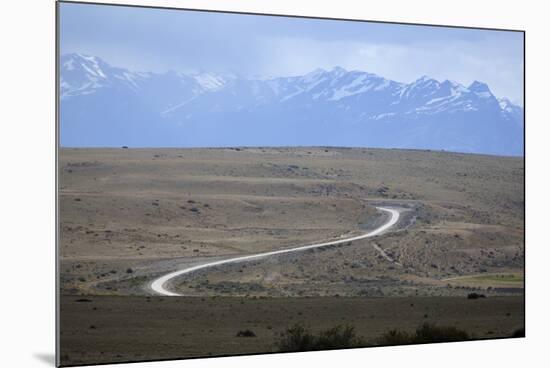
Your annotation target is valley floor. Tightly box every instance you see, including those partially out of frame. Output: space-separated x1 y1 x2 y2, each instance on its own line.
58 146 524 365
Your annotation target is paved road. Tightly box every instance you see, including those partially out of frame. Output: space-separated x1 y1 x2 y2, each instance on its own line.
150 206 400 296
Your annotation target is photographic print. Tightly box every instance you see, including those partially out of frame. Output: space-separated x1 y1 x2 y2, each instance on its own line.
57 1 525 366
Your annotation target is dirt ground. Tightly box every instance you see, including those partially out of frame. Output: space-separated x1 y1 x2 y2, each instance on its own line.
59 147 524 297
58 147 524 365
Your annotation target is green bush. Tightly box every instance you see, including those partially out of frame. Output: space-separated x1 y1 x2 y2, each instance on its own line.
276 323 316 351
377 323 470 345
276 323 364 352
414 323 469 343
375 329 412 345
316 325 361 349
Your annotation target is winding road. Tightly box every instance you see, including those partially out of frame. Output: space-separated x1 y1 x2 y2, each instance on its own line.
150 206 400 296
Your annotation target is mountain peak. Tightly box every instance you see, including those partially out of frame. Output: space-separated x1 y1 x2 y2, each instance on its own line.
418 75 435 82
61 52 104 65
413 75 439 87
498 97 522 113
329 66 347 75
468 80 491 93
303 68 327 79
60 53 110 77
310 67 327 74
61 52 88 60
498 97 512 106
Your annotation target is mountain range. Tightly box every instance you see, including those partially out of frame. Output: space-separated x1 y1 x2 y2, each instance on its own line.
60 53 524 156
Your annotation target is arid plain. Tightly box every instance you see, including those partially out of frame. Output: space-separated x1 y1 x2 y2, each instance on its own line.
59 147 524 365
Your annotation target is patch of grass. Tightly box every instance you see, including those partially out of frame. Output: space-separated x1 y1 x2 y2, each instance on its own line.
450 273 524 289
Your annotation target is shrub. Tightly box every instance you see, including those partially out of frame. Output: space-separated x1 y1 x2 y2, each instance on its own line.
236 329 256 337
316 325 363 350
276 323 364 352
276 323 317 352
376 329 412 345
467 292 486 299
414 323 469 343
377 323 469 345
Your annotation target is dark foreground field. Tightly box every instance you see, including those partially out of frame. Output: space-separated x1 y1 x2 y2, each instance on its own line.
59 295 524 366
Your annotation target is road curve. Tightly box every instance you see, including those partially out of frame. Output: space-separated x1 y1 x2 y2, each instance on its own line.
150 206 400 296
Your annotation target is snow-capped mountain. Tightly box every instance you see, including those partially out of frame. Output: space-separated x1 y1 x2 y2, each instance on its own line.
59 53 524 155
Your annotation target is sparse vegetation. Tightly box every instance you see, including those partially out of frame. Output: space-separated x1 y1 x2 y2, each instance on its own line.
61 147 523 298
276 323 364 352
377 323 470 345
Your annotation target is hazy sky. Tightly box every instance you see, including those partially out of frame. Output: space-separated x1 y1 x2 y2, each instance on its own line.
59 2 524 105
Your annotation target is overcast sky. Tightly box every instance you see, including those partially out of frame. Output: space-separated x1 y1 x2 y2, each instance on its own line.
59 2 524 105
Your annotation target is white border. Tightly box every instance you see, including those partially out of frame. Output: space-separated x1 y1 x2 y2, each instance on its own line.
2 1 548 367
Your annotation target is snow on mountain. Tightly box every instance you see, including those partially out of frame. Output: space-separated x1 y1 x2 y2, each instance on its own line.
59 54 524 155
191 71 237 92
60 53 147 98
498 97 524 127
